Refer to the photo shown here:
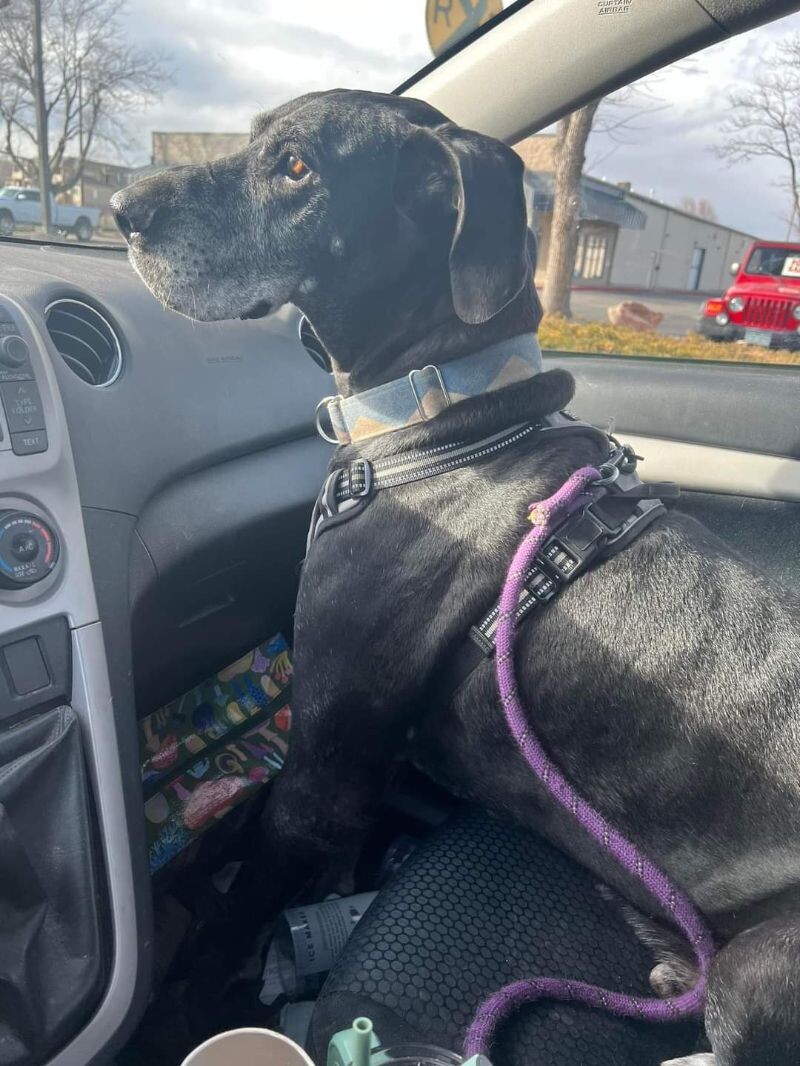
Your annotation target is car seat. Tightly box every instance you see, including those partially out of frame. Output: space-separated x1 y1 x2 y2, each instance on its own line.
311 808 699 1065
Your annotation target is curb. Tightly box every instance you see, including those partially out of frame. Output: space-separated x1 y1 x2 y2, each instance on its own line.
535 283 715 300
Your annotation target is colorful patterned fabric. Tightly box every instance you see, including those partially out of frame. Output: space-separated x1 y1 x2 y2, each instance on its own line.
321 334 543 444
140 634 292 872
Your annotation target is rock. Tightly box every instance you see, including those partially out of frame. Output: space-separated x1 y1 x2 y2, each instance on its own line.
607 301 664 331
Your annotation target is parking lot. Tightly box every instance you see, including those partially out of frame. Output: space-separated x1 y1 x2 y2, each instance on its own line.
568 289 706 337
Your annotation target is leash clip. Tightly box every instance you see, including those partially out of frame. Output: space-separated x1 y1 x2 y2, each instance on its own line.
594 443 640 485
593 462 620 486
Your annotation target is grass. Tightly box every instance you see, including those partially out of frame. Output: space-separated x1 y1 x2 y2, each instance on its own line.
539 314 800 367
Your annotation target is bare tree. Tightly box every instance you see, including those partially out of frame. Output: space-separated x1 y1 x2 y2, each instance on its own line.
716 34 800 237
541 84 665 317
541 102 601 317
679 196 717 222
0 0 169 195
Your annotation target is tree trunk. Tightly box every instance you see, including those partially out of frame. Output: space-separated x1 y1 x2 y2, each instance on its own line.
541 101 601 318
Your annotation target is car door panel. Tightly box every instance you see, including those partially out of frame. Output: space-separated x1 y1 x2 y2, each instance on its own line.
558 354 800 461
553 353 800 596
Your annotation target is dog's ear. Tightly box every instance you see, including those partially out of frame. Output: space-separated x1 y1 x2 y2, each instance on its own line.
394 123 529 325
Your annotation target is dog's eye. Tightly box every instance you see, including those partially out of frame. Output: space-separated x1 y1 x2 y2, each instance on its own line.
285 154 310 180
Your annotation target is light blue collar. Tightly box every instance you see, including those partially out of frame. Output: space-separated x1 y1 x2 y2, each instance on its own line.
317 333 543 444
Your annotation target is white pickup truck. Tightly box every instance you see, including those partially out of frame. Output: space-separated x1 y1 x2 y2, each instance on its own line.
0 187 100 241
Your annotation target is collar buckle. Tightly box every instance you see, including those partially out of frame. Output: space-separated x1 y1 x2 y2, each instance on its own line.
408 364 451 420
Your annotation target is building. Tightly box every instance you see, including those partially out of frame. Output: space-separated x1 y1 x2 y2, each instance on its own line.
514 134 757 294
127 132 252 186
0 153 133 230
151 132 249 167
59 159 134 228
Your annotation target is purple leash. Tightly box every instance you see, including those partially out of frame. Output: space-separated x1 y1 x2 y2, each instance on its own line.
464 466 716 1059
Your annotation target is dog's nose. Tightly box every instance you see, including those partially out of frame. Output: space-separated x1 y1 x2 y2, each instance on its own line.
110 188 159 241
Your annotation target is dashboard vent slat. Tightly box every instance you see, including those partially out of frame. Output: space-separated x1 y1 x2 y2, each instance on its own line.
45 299 122 387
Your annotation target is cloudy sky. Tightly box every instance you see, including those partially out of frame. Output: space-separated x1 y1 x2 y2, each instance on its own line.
119 1 800 240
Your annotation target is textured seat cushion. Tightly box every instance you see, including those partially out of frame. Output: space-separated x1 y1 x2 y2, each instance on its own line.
311 808 697 1065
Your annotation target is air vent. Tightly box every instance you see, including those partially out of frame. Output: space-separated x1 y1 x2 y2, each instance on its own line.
45 299 122 386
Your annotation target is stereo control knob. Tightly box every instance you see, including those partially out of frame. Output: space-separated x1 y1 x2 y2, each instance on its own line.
0 336 30 368
0 511 59 588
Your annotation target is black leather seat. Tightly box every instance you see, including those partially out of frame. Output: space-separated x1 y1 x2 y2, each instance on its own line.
311 809 698 1065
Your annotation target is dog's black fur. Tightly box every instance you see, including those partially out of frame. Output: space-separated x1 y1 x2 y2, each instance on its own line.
112 90 800 1065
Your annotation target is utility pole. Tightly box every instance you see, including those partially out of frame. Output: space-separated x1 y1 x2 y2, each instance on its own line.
31 0 53 234
77 60 84 206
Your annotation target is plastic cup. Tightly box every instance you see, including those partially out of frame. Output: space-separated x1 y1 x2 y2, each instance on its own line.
181 1027 314 1066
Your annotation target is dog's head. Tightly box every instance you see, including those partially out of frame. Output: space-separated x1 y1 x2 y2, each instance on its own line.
111 90 530 336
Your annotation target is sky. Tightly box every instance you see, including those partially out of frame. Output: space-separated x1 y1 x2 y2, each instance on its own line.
117 1 800 241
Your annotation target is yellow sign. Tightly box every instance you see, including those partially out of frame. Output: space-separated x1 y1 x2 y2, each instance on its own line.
426 0 503 57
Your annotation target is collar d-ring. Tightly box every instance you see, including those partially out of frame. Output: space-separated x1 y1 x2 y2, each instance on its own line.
315 396 339 444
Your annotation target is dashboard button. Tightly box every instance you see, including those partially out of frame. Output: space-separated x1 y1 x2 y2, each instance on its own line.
11 532 39 562
0 336 29 368
0 380 45 432
0 368 34 384
11 429 48 455
2 637 51 695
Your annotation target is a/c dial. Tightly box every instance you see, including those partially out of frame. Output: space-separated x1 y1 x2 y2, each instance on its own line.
0 511 59 589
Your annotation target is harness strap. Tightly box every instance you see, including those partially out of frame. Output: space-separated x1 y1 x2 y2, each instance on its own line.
307 415 679 709
307 412 610 549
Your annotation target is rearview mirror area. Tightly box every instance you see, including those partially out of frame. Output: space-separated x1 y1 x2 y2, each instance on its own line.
730 262 740 275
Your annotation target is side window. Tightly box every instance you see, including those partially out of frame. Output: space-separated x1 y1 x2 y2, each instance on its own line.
519 15 800 368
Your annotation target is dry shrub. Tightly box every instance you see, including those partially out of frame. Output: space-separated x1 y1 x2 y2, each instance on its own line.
539 314 800 367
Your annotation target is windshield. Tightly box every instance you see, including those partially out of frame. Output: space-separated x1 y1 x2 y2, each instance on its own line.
0 0 508 247
743 245 800 278
2 1 800 367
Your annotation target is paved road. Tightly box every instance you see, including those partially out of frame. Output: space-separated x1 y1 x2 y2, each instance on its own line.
568 289 707 337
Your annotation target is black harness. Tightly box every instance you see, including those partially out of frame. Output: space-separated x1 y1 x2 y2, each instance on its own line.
307 411 678 694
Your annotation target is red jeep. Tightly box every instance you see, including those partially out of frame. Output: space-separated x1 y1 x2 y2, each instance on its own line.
699 241 800 350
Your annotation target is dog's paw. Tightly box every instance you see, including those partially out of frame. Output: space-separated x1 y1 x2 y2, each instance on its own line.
649 960 697 997
661 1056 716 1066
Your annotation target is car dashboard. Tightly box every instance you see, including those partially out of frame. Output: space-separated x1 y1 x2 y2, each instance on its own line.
0 237 333 1066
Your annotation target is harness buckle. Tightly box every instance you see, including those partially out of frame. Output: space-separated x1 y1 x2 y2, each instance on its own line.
346 458 373 498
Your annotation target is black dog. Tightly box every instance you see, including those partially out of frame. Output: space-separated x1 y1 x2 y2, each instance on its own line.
112 90 800 1065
